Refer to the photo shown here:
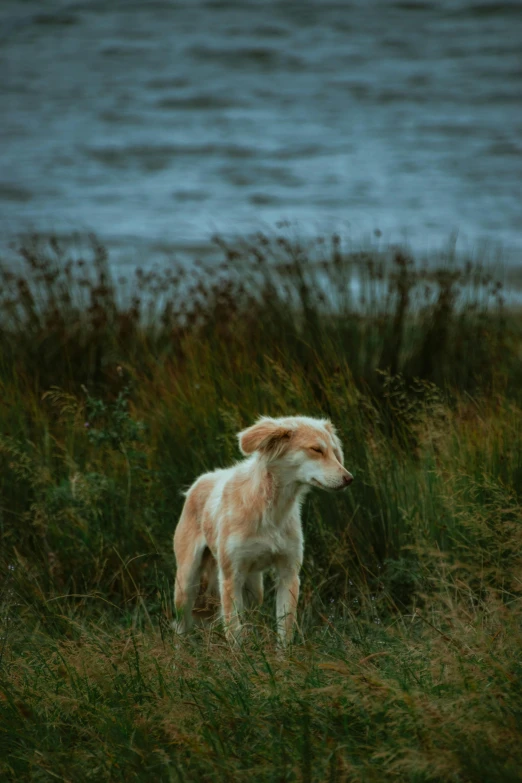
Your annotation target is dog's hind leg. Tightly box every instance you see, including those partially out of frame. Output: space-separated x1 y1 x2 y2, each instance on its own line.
243 572 264 609
192 551 220 626
173 540 206 634
174 490 208 634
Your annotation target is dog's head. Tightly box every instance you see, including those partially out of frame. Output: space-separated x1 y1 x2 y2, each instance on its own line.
238 416 353 491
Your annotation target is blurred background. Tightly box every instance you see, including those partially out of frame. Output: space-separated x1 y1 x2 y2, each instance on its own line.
1 0 521 266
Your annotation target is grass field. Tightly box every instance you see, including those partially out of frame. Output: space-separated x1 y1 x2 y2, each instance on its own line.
1 233 521 781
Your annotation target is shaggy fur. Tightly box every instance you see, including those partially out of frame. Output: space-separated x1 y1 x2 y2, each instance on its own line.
173 415 353 644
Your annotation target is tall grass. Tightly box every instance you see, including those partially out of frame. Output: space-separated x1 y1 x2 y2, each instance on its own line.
0 233 521 781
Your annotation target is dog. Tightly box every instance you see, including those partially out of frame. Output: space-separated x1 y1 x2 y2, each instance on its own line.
173 415 353 645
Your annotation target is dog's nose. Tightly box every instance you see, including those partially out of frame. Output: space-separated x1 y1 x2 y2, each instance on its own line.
343 472 354 486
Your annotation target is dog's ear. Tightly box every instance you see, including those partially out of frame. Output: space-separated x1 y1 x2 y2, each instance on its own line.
238 418 292 458
324 420 344 464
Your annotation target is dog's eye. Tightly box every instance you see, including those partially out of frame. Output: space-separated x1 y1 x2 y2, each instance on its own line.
310 447 323 455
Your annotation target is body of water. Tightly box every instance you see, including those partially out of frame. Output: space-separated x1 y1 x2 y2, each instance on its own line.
1 0 521 265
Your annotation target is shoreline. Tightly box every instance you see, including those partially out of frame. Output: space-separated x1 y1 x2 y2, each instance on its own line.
2 230 522 319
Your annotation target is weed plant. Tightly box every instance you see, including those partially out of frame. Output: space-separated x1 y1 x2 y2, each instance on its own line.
0 233 521 781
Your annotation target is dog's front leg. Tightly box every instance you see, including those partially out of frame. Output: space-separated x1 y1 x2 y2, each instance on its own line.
219 567 245 645
276 565 300 646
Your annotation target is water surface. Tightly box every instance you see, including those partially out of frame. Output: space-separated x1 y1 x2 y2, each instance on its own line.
1 0 521 264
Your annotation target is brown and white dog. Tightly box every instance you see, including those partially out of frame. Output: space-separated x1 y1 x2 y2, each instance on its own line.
173 416 353 645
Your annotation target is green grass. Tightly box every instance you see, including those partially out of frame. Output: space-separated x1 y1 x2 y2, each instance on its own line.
0 233 521 781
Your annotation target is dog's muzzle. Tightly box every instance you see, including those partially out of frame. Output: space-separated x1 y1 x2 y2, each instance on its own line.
335 472 354 490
